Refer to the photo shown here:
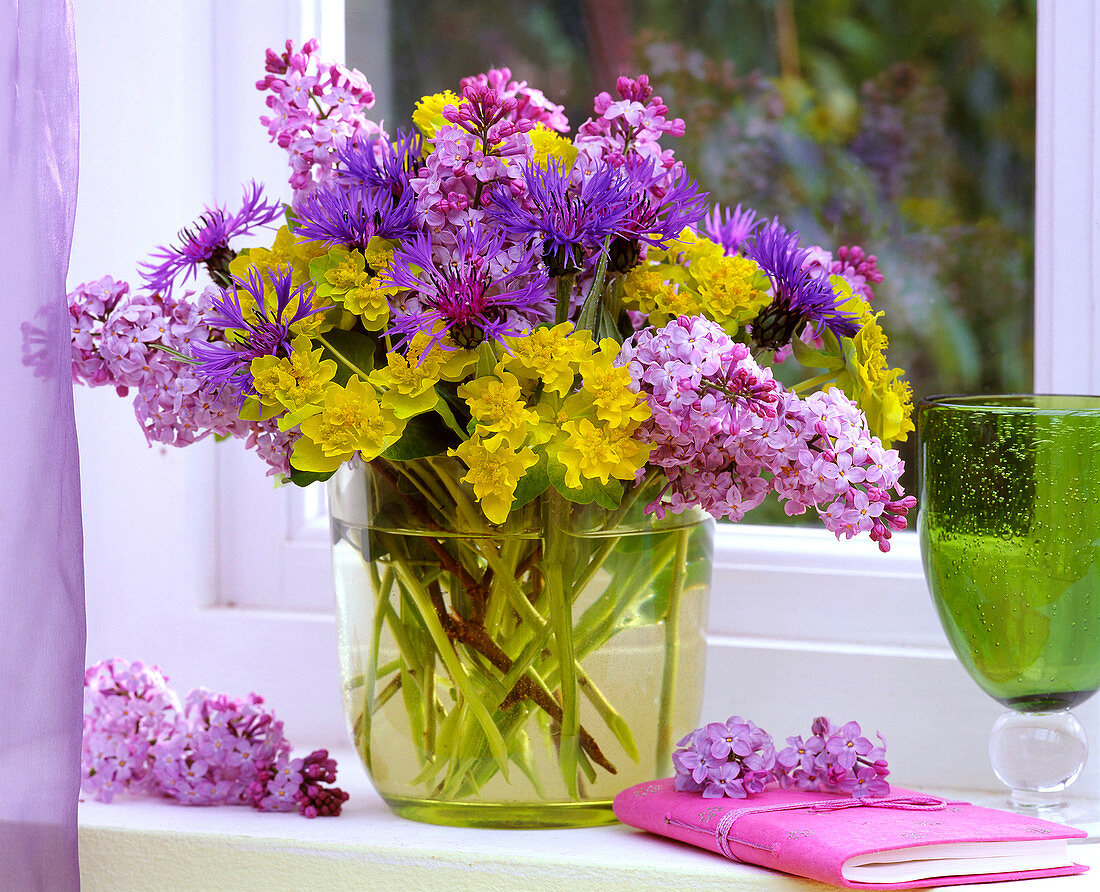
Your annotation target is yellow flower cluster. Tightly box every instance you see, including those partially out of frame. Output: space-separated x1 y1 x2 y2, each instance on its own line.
447 326 652 523
621 229 771 331
309 239 399 332
528 125 577 171
413 91 465 148
832 284 915 446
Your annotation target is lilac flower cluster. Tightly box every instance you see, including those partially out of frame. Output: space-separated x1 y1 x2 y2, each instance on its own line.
673 714 889 800
257 38 379 194
619 315 915 551
775 717 890 798
460 67 569 133
410 82 535 241
575 74 686 173
82 658 349 817
68 276 295 476
673 716 776 798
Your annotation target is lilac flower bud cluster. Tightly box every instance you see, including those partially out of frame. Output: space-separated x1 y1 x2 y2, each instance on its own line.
619 315 916 551
68 276 294 478
803 244 885 303
459 68 569 133
673 714 889 800
257 38 379 195
775 717 890 798
81 658 349 817
410 83 535 243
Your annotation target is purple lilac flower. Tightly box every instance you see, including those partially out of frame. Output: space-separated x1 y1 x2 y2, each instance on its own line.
190 266 329 402
140 182 283 295
82 658 349 815
487 158 636 276
704 203 764 256
773 716 891 798
384 224 550 352
744 223 860 350
672 715 777 800
619 316 913 550
460 67 569 132
293 178 420 248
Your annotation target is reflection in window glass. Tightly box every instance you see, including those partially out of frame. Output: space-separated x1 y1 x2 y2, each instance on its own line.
346 0 1035 514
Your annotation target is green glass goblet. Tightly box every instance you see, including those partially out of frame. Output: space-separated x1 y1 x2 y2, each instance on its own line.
918 394 1100 823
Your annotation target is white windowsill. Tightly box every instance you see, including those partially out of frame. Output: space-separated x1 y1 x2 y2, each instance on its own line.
78 753 1100 891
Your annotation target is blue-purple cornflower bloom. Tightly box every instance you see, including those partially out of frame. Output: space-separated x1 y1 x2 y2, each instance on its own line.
140 181 283 295
336 130 422 201
616 158 709 250
486 158 636 276
190 265 331 402
743 223 859 350
293 178 420 248
705 203 764 256
384 224 550 352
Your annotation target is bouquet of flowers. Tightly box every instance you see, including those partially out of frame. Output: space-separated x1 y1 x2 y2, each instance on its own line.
69 40 915 820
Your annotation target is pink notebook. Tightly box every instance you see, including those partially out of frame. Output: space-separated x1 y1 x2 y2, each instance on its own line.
613 778 1088 889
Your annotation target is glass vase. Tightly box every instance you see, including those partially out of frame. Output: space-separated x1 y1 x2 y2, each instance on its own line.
328 457 713 828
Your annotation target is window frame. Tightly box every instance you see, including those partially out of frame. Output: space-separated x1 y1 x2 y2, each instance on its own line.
75 0 1100 788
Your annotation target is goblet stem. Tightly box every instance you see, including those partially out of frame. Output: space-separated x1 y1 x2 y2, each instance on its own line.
988 709 1087 816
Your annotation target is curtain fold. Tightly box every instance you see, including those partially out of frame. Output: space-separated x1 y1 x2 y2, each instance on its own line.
0 1 85 889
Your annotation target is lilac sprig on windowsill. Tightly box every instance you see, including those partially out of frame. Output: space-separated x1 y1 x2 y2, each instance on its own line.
672 714 889 800
81 658 349 817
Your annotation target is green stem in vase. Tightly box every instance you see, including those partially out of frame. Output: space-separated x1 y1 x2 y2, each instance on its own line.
542 491 581 797
655 527 690 773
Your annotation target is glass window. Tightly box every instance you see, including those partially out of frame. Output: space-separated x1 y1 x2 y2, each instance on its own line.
347 0 1037 520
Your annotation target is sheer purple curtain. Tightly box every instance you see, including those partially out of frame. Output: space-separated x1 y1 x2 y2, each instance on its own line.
0 1 84 889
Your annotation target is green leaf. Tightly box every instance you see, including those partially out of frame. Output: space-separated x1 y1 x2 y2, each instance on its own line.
545 449 623 510
287 465 337 487
381 410 459 460
512 449 550 509
576 236 611 335
319 330 376 385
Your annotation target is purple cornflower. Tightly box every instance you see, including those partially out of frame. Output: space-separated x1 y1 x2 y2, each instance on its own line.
615 159 709 256
140 181 283 295
487 158 635 276
384 224 550 351
704 203 763 256
293 178 420 248
190 266 329 401
744 223 859 350
336 129 422 202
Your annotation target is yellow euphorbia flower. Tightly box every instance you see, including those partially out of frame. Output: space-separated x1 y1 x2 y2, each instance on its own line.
413 91 465 147
556 418 651 489
230 227 331 336
833 283 914 446
501 322 590 396
371 331 476 418
459 371 538 438
249 335 338 430
309 240 397 332
451 433 539 525
292 377 404 473
575 339 650 428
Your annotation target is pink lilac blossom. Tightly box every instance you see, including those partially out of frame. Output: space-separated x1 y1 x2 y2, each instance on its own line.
68 277 295 478
619 315 914 551
410 82 535 246
674 714 890 800
81 658 348 817
257 39 379 195
574 74 686 176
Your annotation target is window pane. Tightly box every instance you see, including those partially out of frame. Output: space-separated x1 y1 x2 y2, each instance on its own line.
347 0 1036 520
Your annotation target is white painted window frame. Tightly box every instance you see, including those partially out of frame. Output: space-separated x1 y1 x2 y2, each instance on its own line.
75 0 1100 789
